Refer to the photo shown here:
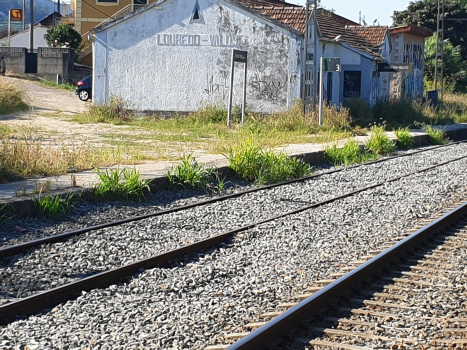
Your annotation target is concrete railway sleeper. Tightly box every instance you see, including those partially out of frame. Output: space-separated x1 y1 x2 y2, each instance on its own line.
3 144 467 347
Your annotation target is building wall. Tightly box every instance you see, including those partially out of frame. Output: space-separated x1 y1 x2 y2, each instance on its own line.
0 26 49 49
93 0 302 113
390 32 425 100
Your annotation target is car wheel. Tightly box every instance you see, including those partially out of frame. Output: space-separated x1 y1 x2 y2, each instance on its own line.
79 90 90 101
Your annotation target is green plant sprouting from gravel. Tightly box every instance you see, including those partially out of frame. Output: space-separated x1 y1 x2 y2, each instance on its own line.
324 140 378 166
34 193 75 219
366 126 396 155
394 127 414 149
167 154 223 191
94 167 151 200
423 125 449 145
0 204 11 227
225 139 312 185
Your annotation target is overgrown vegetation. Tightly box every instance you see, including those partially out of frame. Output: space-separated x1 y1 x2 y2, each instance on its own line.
366 125 396 155
167 154 223 191
39 78 76 92
34 193 75 219
324 140 378 166
0 129 143 183
0 79 28 115
93 167 151 200
394 127 414 149
423 125 449 145
225 139 312 185
76 96 133 124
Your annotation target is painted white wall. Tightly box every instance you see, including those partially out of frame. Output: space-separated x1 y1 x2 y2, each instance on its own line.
0 26 49 49
93 0 302 113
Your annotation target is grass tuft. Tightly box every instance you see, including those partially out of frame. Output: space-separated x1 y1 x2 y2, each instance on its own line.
365 125 396 155
167 154 219 190
78 96 133 124
423 125 449 145
93 167 150 200
324 140 378 166
394 127 414 149
0 79 28 115
225 139 312 185
34 193 75 219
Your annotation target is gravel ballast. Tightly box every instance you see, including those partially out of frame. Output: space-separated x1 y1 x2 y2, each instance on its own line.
2 144 467 348
1 144 467 300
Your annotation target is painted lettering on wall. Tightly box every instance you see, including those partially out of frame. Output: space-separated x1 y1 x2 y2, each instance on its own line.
204 74 229 99
156 33 246 47
250 72 287 104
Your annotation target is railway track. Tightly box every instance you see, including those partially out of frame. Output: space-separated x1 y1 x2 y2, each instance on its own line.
225 203 467 350
2 142 467 347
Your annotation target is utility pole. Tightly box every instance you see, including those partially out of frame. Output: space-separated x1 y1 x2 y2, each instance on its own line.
22 0 26 30
434 0 445 101
303 0 318 115
29 0 34 51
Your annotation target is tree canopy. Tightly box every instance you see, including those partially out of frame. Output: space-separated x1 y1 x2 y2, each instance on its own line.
44 23 81 50
392 0 467 61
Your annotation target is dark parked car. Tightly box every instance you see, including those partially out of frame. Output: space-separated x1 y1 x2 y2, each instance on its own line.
76 75 92 101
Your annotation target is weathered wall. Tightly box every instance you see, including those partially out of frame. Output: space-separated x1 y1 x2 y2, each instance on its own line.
0 47 26 74
390 33 425 99
93 0 302 113
37 48 75 82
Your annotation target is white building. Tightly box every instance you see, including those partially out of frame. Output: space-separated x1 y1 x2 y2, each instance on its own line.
92 0 431 113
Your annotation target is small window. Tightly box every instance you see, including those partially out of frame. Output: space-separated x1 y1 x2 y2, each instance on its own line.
190 0 204 24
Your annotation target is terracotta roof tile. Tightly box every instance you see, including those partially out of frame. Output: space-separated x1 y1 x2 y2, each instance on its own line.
347 26 388 47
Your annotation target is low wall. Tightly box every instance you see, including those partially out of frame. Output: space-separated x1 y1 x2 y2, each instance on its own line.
0 47 26 74
37 47 75 82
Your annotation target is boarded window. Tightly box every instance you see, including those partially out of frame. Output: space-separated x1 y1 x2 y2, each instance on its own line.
343 71 361 98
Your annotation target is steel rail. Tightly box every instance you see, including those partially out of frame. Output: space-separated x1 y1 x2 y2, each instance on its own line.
229 203 467 349
1 153 467 324
1 141 466 260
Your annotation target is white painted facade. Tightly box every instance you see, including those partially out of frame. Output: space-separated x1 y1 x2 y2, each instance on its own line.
93 0 303 113
0 26 49 49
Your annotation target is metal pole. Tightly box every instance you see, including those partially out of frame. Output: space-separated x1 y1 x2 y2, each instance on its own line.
318 57 324 125
242 62 247 124
302 2 309 116
440 0 445 101
312 0 318 115
8 11 11 47
22 0 26 31
227 49 235 127
434 0 440 91
29 0 34 51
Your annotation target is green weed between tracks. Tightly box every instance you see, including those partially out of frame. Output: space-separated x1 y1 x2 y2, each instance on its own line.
34 193 75 219
225 139 312 185
93 167 151 201
167 154 224 191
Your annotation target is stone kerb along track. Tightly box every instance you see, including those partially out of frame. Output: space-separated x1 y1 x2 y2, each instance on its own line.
1 124 467 218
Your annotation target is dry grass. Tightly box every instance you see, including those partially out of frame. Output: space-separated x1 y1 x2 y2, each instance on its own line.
0 78 29 115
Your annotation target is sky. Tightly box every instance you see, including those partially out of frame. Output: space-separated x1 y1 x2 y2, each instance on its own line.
292 0 416 26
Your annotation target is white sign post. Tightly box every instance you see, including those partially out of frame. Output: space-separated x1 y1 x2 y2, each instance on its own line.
227 49 248 127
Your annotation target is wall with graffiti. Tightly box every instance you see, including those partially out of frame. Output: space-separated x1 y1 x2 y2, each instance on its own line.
93 0 302 113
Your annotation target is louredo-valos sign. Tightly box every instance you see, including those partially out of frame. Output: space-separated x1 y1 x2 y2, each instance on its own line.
377 63 413 73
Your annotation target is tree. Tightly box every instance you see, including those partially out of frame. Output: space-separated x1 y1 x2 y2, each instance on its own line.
424 34 466 91
392 0 467 61
44 23 81 50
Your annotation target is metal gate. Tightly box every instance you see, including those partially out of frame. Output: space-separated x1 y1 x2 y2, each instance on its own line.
25 51 37 73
